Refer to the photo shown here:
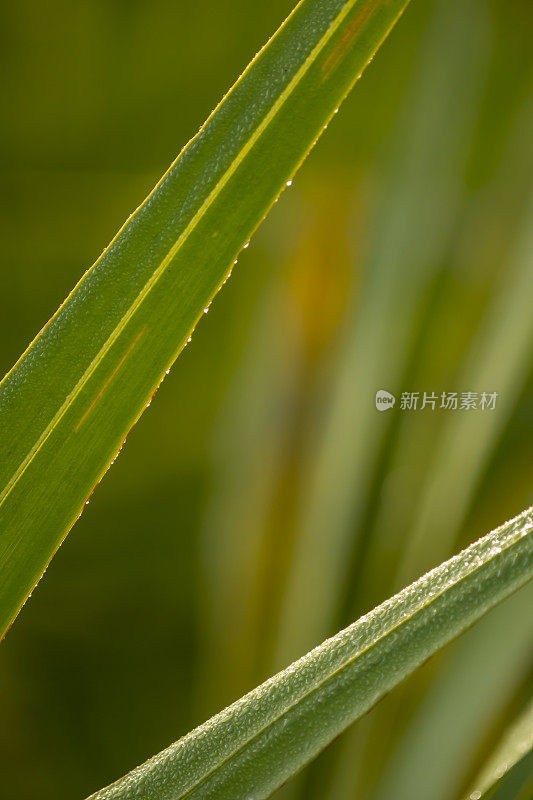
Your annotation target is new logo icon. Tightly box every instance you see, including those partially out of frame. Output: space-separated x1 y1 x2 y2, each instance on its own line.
375 390 396 411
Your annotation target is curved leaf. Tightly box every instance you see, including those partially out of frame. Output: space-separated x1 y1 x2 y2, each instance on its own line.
86 507 533 800
0 0 412 638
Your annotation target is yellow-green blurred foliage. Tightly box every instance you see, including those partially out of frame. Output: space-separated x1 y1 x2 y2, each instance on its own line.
0 0 532 798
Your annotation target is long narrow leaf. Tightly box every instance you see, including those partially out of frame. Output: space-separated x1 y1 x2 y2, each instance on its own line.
371 584 533 800
465 698 533 800
85 507 533 800
0 0 412 638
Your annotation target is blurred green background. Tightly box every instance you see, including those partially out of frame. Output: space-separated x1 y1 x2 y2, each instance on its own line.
1 0 532 798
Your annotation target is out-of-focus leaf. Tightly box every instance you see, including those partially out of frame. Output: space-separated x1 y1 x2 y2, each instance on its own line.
399 181 533 585
86 508 533 800
0 0 412 639
272 0 488 669
197 284 300 717
465 699 533 800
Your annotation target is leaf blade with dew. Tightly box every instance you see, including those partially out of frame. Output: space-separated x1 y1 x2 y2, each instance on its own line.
85 507 533 800
0 0 412 639
369 583 533 800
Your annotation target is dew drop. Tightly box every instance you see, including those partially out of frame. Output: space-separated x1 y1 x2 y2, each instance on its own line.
243 241 250 249
286 179 293 187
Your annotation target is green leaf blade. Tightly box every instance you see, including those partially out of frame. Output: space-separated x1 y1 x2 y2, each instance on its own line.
0 0 411 638
86 508 533 800
465 698 533 800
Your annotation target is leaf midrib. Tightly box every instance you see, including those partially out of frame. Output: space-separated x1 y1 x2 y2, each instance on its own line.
0 0 362 515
